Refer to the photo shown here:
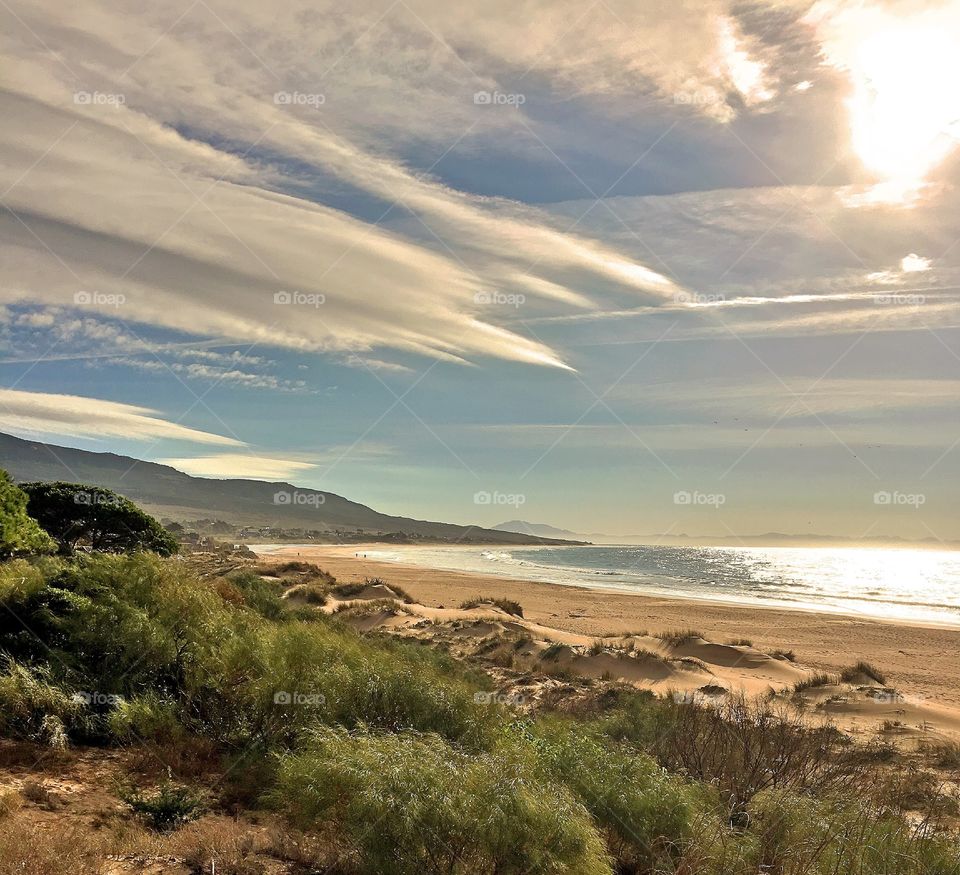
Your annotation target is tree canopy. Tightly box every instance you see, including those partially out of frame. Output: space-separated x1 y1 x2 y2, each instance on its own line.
0 469 55 560
20 481 178 556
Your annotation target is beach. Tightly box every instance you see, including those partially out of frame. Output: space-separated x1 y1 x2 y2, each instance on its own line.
257 543 960 722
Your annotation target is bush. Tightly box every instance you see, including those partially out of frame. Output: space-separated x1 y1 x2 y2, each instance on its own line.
0 660 89 746
121 780 204 831
602 692 861 820
0 470 55 560
107 693 183 744
744 789 960 875
273 729 612 875
226 570 284 620
20 481 177 556
526 719 697 870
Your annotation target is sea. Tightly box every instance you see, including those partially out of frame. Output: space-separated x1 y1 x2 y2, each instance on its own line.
312 543 960 627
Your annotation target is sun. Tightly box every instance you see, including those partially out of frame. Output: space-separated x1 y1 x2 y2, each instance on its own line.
849 24 958 190
812 2 960 201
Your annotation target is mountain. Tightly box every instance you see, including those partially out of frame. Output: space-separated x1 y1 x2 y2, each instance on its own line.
0 432 578 545
493 520 585 540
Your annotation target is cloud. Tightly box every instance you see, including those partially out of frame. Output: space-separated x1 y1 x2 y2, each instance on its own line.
159 453 316 479
0 388 243 445
615 377 960 418
0 0 728 374
901 253 932 273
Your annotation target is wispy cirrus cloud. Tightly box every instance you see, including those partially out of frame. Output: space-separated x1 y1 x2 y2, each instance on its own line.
159 453 315 479
0 388 243 445
0 0 728 374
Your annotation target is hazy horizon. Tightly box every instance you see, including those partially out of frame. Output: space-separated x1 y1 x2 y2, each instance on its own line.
3 0 960 542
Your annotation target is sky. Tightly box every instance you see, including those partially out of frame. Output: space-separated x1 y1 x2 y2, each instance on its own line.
2 0 960 542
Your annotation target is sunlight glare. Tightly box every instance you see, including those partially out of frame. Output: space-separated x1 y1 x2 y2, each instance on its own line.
813 2 960 202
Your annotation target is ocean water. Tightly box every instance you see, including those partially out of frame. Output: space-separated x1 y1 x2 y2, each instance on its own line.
353 544 960 626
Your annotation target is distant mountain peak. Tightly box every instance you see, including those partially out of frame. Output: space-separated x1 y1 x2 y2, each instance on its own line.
493 519 583 539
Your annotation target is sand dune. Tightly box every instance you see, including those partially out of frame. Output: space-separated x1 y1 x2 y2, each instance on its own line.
260 545 960 743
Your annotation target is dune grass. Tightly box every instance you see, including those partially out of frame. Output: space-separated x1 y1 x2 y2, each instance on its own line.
655 629 704 647
458 596 524 617
840 660 888 685
793 672 838 692
0 552 957 874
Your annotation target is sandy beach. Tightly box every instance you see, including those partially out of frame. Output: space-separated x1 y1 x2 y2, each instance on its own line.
258 544 960 724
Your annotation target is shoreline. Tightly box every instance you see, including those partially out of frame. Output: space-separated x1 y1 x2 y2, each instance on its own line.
251 542 960 632
254 543 960 714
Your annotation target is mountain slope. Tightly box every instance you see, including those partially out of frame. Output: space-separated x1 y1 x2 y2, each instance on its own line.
493 519 584 540
0 432 576 544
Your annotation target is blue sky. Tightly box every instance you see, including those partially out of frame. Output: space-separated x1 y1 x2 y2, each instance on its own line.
2 0 959 540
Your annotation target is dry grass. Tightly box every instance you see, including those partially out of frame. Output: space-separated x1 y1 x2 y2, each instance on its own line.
920 740 960 771
841 660 887 685
458 596 524 617
332 598 406 618
0 791 20 820
0 817 104 874
170 817 266 875
655 629 704 647
793 672 837 692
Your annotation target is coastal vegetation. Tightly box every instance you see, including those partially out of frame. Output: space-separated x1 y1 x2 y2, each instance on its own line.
0 470 957 873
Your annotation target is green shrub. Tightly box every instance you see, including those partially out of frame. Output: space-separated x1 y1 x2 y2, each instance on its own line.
107 693 183 744
525 718 697 869
0 660 89 746
121 780 204 831
0 470 55 559
745 789 960 874
226 570 284 620
274 729 612 875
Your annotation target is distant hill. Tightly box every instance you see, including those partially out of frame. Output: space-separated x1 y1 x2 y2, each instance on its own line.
493 520 585 540
0 432 577 545
494 518 958 550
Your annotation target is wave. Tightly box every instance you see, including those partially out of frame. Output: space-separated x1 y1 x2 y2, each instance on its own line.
396 543 960 626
